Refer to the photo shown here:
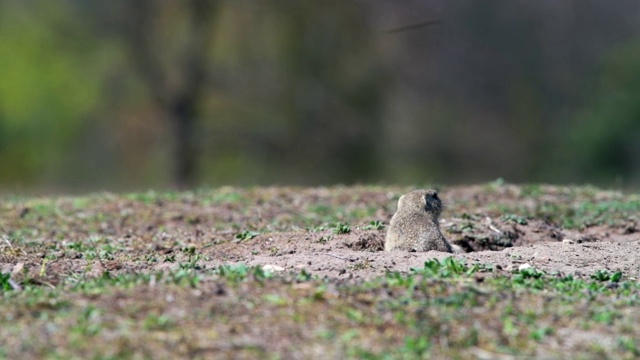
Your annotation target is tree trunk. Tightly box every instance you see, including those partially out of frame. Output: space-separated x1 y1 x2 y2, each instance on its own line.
170 97 198 189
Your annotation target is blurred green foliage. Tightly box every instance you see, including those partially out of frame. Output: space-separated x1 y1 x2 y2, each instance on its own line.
565 42 640 184
0 2 108 185
0 1 638 191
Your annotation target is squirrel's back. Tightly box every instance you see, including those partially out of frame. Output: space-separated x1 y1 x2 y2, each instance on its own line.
385 189 454 253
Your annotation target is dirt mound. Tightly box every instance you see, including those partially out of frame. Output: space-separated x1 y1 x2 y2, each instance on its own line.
200 224 639 281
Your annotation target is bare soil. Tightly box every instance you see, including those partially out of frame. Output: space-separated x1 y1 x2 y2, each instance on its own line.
170 184 639 281
2 184 639 284
209 219 640 282
2 184 640 359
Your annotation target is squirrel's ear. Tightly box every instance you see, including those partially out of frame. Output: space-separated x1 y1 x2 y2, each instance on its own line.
397 195 405 209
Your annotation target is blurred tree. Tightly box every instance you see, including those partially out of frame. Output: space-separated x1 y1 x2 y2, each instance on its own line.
99 0 219 189
2 0 640 191
265 1 386 184
379 0 640 185
83 0 385 187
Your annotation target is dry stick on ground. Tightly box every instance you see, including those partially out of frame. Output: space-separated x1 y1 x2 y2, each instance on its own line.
326 253 351 261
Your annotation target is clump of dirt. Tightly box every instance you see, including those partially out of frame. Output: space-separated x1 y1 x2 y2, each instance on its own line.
445 218 564 252
341 231 385 252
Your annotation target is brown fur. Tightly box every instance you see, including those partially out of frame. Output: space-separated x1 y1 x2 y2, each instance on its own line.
385 189 456 253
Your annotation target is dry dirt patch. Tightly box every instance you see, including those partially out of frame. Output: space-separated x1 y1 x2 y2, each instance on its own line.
205 226 640 282
1 184 639 283
1 184 640 359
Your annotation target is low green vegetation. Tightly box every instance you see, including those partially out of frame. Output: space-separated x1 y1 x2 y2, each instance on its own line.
363 220 385 230
235 230 261 241
332 222 352 235
483 181 639 229
1 182 639 358
1 258 639 358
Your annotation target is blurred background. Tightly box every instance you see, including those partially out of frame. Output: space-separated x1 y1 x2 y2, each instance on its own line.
1 0 639 193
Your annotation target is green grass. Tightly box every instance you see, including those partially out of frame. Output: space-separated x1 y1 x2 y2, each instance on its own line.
332 222 352 234
3 258 640 358
1 182 640 358
483 182 639 229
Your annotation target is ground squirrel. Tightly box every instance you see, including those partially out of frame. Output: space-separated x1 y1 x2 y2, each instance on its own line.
385 189 458 253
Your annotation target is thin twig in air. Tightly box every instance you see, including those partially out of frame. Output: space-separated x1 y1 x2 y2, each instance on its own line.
384 19 442 34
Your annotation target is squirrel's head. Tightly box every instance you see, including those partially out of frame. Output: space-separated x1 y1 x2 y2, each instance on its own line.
397 189 443 217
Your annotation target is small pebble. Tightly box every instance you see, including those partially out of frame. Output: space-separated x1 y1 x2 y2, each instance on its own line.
262 264 285 272
518 263 532 271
